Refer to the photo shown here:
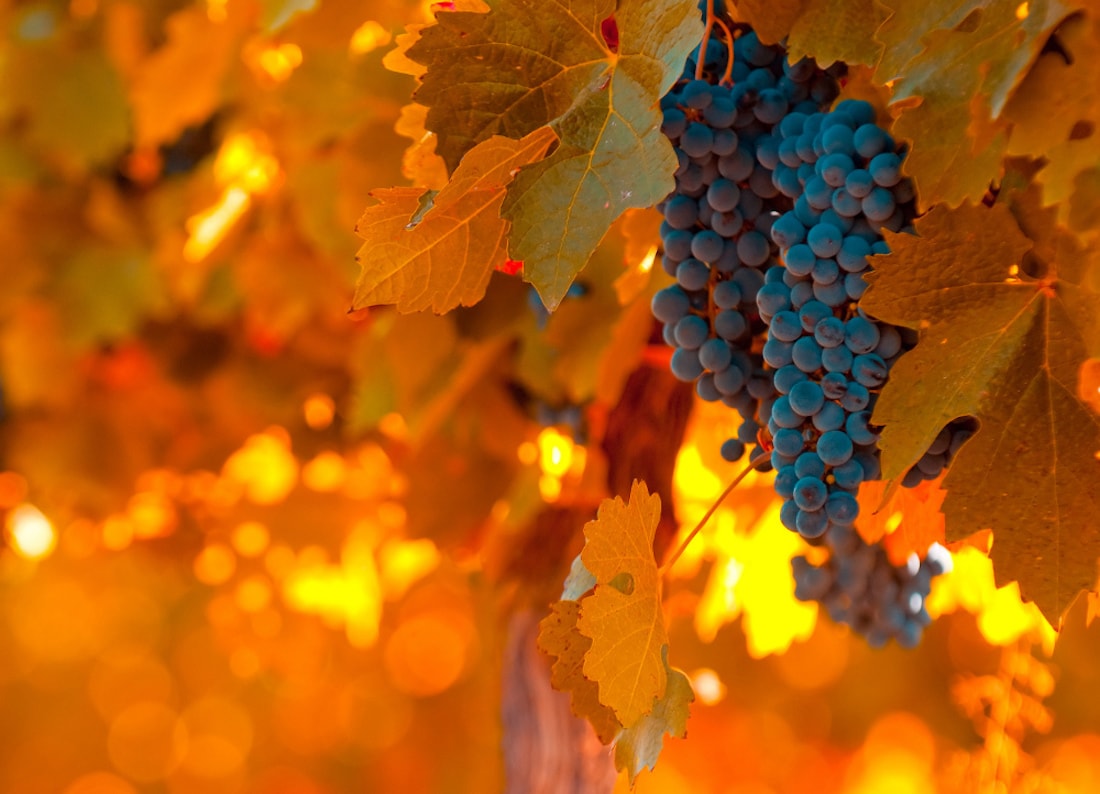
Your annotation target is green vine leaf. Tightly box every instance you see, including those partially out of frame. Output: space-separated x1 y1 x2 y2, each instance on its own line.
861 201 1100 622
406 0 701 308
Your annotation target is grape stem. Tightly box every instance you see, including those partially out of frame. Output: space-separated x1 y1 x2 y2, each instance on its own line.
660 450 771 575
713 17 735 85
694 0 714 81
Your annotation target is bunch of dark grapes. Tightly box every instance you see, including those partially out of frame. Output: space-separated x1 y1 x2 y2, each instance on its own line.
649 16 972 647
651 25 843 463
755 97 973 645
793 529 952 647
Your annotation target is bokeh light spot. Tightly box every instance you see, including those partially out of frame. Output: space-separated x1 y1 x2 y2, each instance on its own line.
62 771 139 794
235 574 273 613
302 451 347 492
232 521 270 558
179 697 253 779
194 543 237 586
7 503 57 559
349 20 392 54
107 702 188 783
384 611 472 696
303 393 335 430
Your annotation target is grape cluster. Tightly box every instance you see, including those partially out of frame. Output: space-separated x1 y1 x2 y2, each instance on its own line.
651 26 842 463
756 98 969 644
650 21 966 647
759 99 976 540
793 531 952 648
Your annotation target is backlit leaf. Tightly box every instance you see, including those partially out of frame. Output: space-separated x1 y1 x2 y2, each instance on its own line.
130 5 241 148
786 0 886 68
612 656 693 785
881 0 1072 208
352 128 556 314
862 201 1100 622
576 480 667 726
537 600 623 743
1004 11 1100 222
732 0 805 45
406 0 701 308
3 48 130 168
856 477 948 567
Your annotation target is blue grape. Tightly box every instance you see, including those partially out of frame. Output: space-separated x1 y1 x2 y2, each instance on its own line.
817 429 853 466
756 282 791 317
796 508 829 538
788 380 825 416
811 400 845 432
714 309 748 340
677 258 711 290
807 222 843 257
720 438 746 462
691 230 725 262
696 373 722 401
845 410 879 445
699 338 733 371
851 353 887 388
840 381 870 412
784 243 815 276
811 257 840 285
651 286 690 323
670 348 704 381
714 364 746 395
793 476 828 511
681 123 715 157
819 334 855 367
664 195 698 229
844 316 880 354
791 335 823 372
771 310 803 342
713 279 742 309
853 123 890 158
707 179 741 212
737 230 771 267
774 427 805 457
861 187 896 223
869 152 901 187
818 153 854 187
845 168 874 198
831 458 864 489
674 314 709 349
774 364 807 394
814 316 845 348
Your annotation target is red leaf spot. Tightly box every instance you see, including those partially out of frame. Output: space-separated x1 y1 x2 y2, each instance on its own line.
600 15 619 53
496 258 524 276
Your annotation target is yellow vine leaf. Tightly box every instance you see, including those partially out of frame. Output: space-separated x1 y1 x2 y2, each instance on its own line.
862 200 1100 623
786 0 887 69
731 0 805 45
1004 11 1100 226
855 477 947 566
536 600 623 744
877 0 1073 209
576 480 668 727
352 128 556 314
129 5 241 148
394 104 449 191
613 655 693 785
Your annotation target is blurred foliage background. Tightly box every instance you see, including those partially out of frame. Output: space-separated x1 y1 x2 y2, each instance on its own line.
2 1 1100 792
